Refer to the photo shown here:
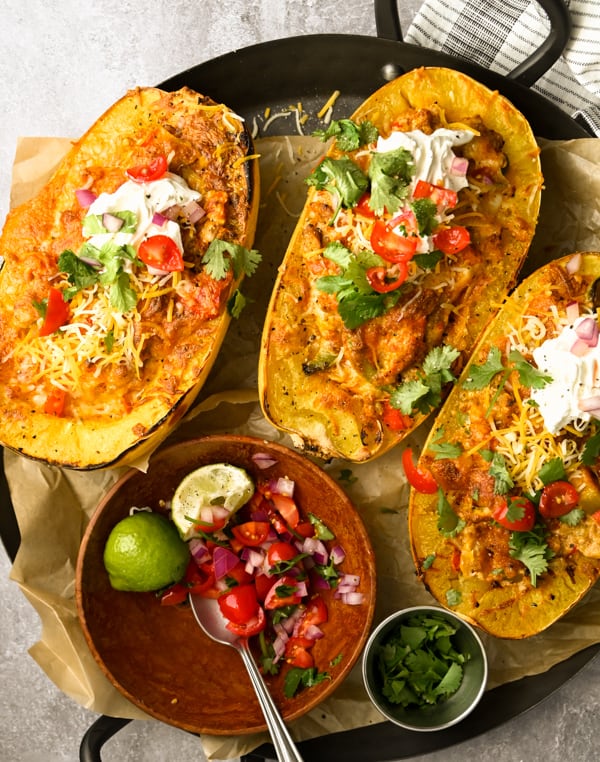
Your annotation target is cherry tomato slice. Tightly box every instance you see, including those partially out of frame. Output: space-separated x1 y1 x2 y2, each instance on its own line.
432 226 471 255
138 235 184 272
264 575 303 610
366 264 408 293
296 595 328 639
160 583 188 606
231 521 270 547
270 494 300 529
254 573 275 603
184 560 218 596
39 287 70 336
492 496 536 532
285 636 315 668
354 192 376 218
381 400 412 431
401 447 438 494
370 219 419 263
218 583 259 625
267 541 298 567
225 605 266 637
413 180 458 209
44 389 67 417
538 481 580 518
126 155 168 183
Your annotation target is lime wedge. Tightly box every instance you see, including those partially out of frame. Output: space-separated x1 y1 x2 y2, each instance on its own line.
171 463 255 540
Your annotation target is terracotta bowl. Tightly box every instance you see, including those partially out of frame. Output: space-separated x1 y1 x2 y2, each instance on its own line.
76 434 376 736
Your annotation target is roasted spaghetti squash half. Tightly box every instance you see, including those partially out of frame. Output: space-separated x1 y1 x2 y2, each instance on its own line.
0 87 259 469
409 252 600 639
259 67 542 462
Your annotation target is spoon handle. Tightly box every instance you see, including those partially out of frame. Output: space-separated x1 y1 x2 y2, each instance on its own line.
238 640 304 762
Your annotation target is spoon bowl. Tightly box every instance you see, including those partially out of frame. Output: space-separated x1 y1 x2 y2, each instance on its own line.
189 593 304 762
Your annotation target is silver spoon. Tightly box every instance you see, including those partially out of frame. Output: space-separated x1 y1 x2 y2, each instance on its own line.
189 593 304 762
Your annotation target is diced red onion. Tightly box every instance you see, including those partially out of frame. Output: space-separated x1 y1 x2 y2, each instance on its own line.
575 317 599 345
102 212 124 233
75 188 97 208
269 477 295 497
330 545 346 565
272 634 287 662
78 255 102 268
340 592 365 605
212 546 240 580
189 538 210 566
251 452 278 470
566 252 582 274
450 156 469 175
571 338 590 357
294 580 308 598
578 396 600 414
162 204 181 220
250 509 270 522
152 212 167 227
183 199 205 224
339 573 360 587
302 624 324 641
312 576 330 590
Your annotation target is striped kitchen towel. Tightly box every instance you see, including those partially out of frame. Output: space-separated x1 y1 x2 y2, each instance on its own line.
405 0 600 135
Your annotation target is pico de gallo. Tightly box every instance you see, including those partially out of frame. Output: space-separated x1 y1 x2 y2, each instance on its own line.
159 469 365 696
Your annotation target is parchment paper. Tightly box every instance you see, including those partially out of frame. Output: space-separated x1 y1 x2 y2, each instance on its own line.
5 135 600 760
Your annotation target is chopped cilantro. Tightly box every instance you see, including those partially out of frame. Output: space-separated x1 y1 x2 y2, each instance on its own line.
375 612 468 708
445 589 462 607
411 197 438 236
413 249 443 271
508 526 554 586
367 148 414 215
482 451 514 495
284 666 331 698
463 346 505 389
559 508 586 526
312 118 378 151
437 489 466 537
581 426 600 466
227 289 247 318
538 457 567 485
422 553 436 569
316 242 401 329
201 239 261 280
429 428 463 459
306 156 369 215
389 344 460 416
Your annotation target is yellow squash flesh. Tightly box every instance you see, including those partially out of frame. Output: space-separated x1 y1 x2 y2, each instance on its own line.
409 253 600 639
259 67 542 462
0 87 259 469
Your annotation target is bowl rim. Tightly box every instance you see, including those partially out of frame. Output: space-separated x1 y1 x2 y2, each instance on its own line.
361 604 488 732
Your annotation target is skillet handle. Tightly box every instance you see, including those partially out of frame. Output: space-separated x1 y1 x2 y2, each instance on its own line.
373 0 571 87
79 716 132 761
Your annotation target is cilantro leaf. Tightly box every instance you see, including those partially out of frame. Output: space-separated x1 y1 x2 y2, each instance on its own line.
58 249 99 294
437 489 466 537
581 426 600 466
389 345 460 416
368 148 414 215
508 349 553 389
538 457 567 485
463 346 505 390
508 527 554 586
109 271 137 313
316 243 402 329
411 197 438 236
227 289 247 318
202 239 261 280
413 249 443 271
312 118 378 151
306 156 368 210
559 508 586 526
284 667 330 698
484 451 514 495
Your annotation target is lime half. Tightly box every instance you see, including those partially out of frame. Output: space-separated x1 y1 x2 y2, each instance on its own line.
171 463 255 540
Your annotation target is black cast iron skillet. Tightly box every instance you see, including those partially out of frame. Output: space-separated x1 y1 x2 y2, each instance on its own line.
0 1 596 760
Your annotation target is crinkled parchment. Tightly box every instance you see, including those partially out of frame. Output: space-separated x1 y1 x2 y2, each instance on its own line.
5 135 600 760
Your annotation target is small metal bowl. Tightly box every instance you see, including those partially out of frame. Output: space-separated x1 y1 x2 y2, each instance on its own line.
362 605 487 732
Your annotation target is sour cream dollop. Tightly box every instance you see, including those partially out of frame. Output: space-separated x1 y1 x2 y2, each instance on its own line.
530 315 600 433
85 173 201 253
375 128 474 193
